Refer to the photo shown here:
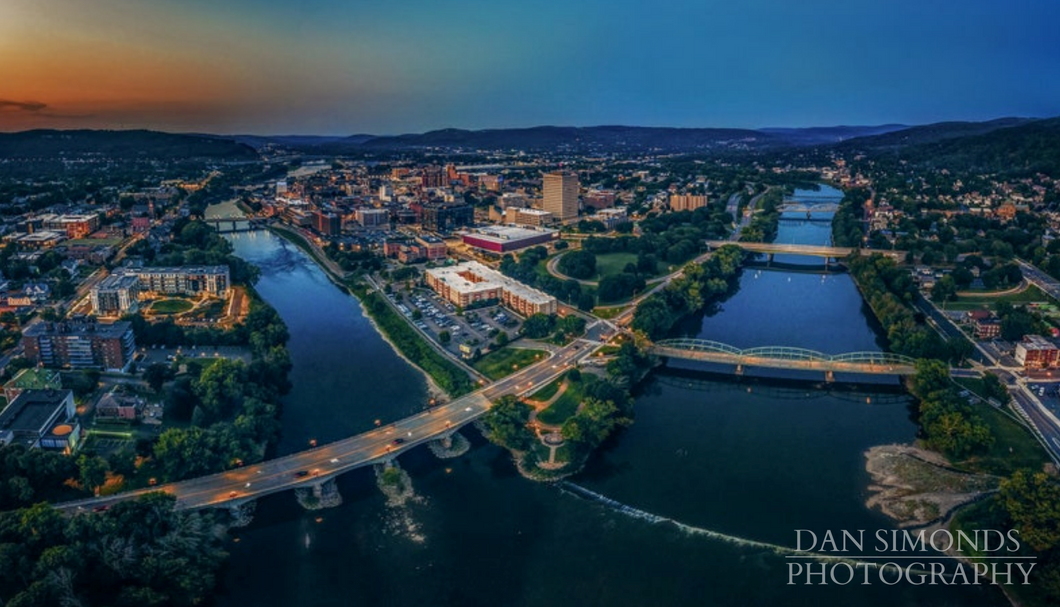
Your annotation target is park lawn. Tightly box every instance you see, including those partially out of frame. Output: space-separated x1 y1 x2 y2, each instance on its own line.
473 347 548 380
149 299 194 314
593 252 639 280
957 404 1051 476
592 306 623 319
188 300 226 320
537 375 590 426
943 284 1053 311
529 373 566 401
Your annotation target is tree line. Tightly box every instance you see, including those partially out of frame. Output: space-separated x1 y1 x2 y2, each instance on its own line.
631 244 746 340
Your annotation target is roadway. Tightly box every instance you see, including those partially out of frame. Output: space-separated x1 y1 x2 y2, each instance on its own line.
1015 258 1060 301
57 329 607 513
1008 378 1060 463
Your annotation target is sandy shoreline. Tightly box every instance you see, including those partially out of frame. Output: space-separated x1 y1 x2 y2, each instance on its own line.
864 443 998 529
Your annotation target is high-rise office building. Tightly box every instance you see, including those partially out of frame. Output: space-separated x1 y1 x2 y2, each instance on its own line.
543 171 579 221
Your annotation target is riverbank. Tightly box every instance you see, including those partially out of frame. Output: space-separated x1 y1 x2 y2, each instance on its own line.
864 444 998 528
266 224 466 399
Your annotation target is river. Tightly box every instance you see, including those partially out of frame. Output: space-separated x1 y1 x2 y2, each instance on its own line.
209 190 1005 606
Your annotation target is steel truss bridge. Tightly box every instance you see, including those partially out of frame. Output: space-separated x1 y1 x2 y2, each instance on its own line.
651 338 917 380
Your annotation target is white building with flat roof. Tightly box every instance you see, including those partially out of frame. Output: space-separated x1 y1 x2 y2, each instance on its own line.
425 261 557 316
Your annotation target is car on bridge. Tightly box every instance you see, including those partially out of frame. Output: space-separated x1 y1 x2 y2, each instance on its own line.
391 438 406 445
294 470 309 478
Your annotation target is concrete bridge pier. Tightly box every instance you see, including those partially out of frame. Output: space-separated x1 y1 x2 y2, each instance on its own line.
735 364 744 376
767 253 774 266
825 371 835 383
429 430 470 459
227 500 257 527
295 477 343 510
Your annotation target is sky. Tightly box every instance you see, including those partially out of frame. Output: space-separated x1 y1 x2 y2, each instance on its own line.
2 0 1059 135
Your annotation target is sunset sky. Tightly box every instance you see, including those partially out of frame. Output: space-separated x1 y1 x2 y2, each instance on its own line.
2 0 1058 135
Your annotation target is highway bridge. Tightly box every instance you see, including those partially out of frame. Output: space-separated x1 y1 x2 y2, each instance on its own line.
705 240 905 261
58 337 595 517
651 338 917 381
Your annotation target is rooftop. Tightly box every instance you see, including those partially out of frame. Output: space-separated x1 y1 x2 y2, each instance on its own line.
119 265 229 276
95 273 141 291
460 225 557 243
427 261 555 305
0 389 72 435
24 319 133 339
4 368 62 392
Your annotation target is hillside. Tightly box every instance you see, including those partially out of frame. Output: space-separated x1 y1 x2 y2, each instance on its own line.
0 130 257 160
845 116 1060 176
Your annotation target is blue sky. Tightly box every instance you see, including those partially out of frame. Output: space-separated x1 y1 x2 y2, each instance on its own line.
1 0 1058 134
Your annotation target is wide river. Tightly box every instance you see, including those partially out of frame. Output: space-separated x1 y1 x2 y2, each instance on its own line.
209 189 1005 606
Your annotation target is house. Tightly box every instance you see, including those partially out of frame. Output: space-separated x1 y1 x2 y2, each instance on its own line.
23 282 51 303
95 388 145 421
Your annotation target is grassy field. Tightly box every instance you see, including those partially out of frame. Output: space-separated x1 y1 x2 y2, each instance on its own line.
958 404 1051 476
942 284 1053 311
473 347 547 380
593 252 639 279
591 306 624 319
529 372 567 402
537 375 590 425
187 299 226 320
149 299 194 314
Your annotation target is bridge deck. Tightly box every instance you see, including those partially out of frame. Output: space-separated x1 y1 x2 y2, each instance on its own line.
58 341 588 513
705 241 904 260
652 340 916 376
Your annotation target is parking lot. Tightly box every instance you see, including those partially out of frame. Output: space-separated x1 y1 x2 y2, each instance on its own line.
388 287 522 359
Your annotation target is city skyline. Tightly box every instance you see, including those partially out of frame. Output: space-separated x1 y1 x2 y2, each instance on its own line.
2 0 1059 135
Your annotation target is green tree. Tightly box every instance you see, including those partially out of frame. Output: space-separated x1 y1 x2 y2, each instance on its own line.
1000 470 1060 552
932 275 958 303
77 455 108 495
439 330 451 344
481 396 532 450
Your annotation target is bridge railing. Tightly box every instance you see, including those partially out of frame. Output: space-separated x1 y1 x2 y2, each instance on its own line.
653 339 916 369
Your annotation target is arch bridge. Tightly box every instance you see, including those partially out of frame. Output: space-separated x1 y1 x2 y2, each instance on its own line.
651 338 917 381
777 202 840 214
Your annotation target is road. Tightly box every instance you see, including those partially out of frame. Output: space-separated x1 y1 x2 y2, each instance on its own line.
1008 381 1060 464
57 330 607 513
911 291 993 366
1015 258 1060 301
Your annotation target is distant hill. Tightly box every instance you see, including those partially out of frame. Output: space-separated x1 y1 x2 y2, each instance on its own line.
841 116 1060 176
230 134 372 149
339 125 779 153
757 124 908 146
837 117 1035 150
0 130 257 160
273 124 918 154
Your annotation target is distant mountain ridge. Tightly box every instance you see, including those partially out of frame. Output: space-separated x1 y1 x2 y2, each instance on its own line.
837 117 1036 150
842 116 1060 176
2 118 1056 175
0 129 257 160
